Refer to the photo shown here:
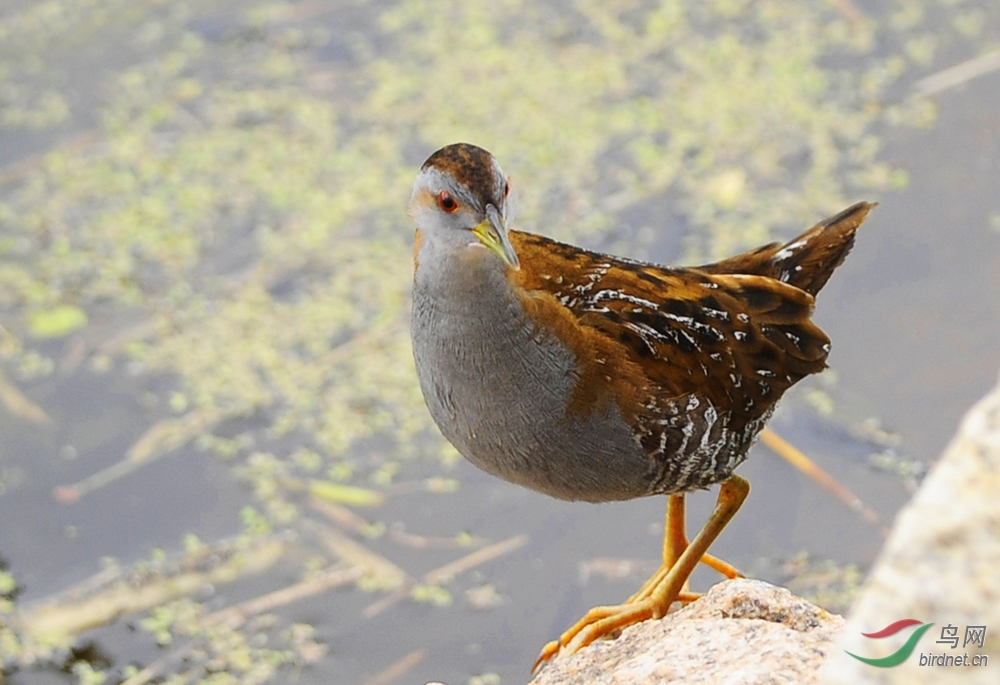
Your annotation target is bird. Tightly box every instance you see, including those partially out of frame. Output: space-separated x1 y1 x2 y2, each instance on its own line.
408 142 873 671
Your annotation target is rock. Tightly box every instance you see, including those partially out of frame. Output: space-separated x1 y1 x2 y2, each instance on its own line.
526 375 1000 685
530 579 844 685
821 373 1000 685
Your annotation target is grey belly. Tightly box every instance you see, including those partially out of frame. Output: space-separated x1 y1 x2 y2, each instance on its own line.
413 306 655 503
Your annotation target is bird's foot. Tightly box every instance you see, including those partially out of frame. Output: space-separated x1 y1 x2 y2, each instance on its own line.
532 587 698 673
532 475 749 674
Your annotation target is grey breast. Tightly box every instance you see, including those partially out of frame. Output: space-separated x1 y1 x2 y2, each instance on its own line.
411 246 654 503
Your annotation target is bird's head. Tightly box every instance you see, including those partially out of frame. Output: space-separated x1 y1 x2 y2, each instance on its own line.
408 143 519 270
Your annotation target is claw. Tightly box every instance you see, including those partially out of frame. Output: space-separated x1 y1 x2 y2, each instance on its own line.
532 640 561 674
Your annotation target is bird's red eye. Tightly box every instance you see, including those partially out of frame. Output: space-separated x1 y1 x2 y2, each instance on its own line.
503 180 510 198
438 191 458 213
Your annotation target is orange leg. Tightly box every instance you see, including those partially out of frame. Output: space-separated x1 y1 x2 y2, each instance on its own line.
533 475 750 673
627 493 743 605
626 494 688 604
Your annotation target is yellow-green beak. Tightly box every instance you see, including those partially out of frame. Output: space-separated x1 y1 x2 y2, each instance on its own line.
472 204 519 270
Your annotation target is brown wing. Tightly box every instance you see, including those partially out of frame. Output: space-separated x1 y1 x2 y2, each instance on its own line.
509 243 816 420
508 202 874 418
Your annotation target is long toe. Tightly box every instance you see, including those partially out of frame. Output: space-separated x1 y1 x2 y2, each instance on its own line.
533 600 658 673
700 551 744 579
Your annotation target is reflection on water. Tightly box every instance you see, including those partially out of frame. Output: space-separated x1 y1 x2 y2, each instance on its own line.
1 0 999 683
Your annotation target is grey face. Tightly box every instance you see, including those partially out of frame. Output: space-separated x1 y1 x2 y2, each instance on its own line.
409 143 518 269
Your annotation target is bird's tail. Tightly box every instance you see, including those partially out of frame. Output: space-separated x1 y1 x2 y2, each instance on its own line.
699 202 875 296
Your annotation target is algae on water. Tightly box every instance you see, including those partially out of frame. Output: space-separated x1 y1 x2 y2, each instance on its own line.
0 0 997 680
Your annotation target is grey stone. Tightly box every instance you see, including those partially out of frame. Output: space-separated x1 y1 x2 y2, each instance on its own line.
531 579 844 685
821 373 1000 685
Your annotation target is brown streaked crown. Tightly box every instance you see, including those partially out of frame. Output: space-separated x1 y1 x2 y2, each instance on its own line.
422 143 500 206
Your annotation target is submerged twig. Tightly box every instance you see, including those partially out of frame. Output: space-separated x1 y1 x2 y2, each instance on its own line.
384 524 480 551
309 498 373 532
0 369 51 424
203 563 364 630
360 649 426 685
362 534 528 618
310 498 485 549
915 50 1000 95
53 408 226 502
760 427 889 537
301 519 408 590
97 318 162 356
422 534 528 586
578 557 658 585
0 130 100 188
16 537 288 642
